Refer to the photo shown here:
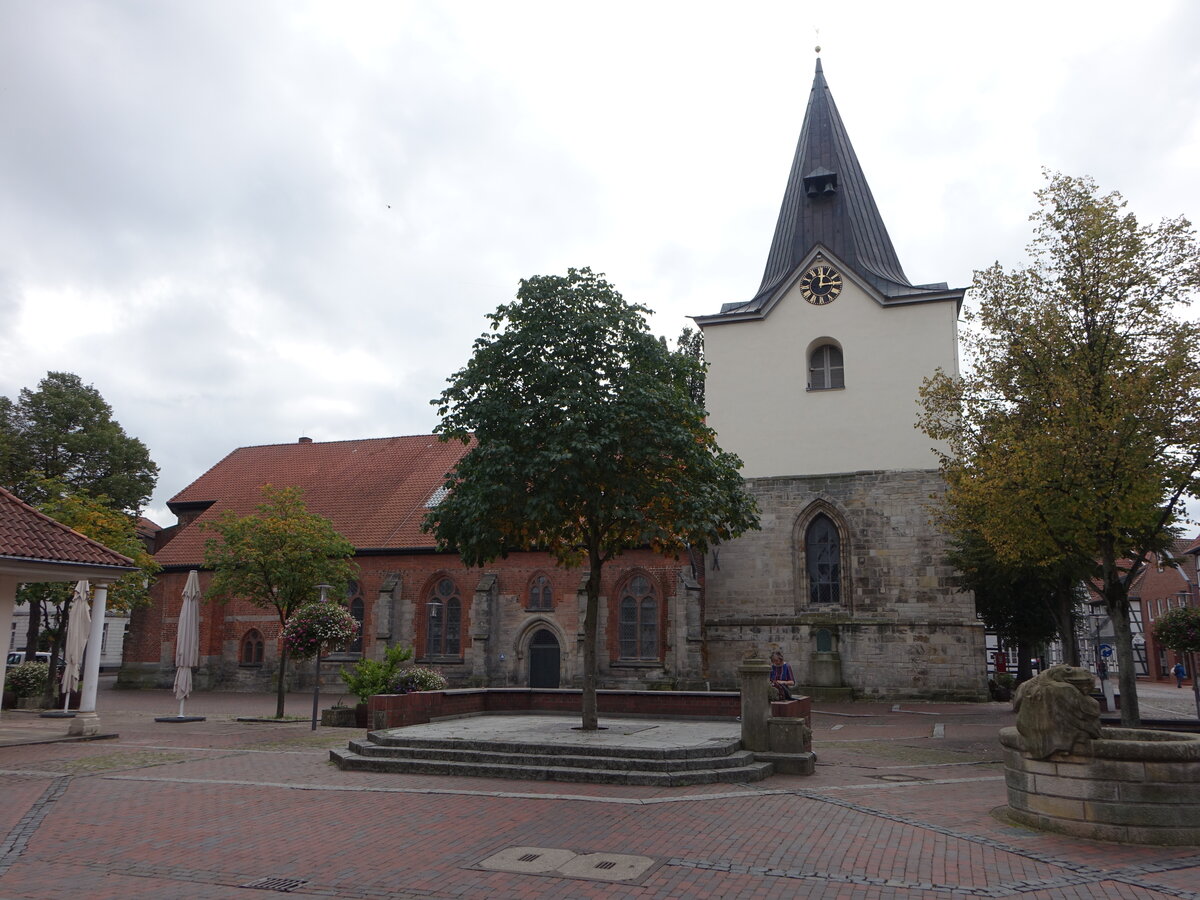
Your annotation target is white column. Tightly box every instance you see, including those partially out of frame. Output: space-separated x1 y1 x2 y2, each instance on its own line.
0 576 17 720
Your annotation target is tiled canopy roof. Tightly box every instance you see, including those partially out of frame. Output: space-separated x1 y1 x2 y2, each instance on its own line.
0 485 137 574
156 435 471 568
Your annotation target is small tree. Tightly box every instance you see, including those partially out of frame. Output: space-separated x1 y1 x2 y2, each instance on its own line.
203 485 357 718
1153 606 1200 719
425 267 759 730
919 172 1200 726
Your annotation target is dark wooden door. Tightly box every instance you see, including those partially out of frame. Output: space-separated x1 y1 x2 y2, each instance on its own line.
528 629 561 688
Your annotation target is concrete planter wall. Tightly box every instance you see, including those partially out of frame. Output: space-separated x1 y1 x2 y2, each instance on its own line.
369 687 750 731
1000 725 1200 845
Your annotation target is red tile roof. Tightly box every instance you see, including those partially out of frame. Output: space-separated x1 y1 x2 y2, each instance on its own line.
0 486 137 569
156 435 471 567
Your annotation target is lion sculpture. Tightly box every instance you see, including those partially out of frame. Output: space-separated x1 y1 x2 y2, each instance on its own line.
1013 665 1102 759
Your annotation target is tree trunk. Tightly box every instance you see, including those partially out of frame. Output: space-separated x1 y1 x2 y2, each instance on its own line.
1016 638 1034 684
23 598 40 659
1052 589 1080 666
276 643 289 719
1107 597 1141 726
580 544 601 731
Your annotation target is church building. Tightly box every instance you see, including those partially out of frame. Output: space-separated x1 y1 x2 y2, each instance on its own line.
695 57 985 699
121 58 986 700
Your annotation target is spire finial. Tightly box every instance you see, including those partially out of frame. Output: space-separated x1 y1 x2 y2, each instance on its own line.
814 26 821 55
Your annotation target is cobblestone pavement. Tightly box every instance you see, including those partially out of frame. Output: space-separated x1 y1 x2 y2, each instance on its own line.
0 680 1197 899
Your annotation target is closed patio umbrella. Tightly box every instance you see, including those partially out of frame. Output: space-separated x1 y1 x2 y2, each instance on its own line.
59 580 91 712
166 569 205 721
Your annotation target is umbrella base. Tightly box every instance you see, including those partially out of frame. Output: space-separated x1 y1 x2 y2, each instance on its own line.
39 711 76 718
154 716 207 723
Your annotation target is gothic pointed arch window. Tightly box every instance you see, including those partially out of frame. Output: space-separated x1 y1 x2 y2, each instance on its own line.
527 573 553 611
806 514 841 604
618 574 659 660
425 577 462 657
240 629 264 666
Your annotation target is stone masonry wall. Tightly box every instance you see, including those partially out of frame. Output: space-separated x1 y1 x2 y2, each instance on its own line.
703 469 987 700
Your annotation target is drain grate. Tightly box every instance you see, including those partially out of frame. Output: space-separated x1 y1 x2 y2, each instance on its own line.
595 861 616 870
519 853 541 862
241 877 309 893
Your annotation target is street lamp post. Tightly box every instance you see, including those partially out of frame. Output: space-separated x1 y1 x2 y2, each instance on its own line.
311 584 331 731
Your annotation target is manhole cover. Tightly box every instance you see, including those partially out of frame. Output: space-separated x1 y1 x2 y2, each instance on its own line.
479 847 655 882
876 773 929 782
240 876 309 892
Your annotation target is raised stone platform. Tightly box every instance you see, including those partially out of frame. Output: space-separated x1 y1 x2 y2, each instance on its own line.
330 714 773 786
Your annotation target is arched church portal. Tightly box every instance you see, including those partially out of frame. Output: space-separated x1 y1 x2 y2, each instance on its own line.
528 628 561 688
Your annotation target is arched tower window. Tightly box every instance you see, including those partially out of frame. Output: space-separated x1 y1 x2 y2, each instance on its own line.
806 514 841 604
808 343 844 390
618 574 659 660
426 577 462 657
240 629 264 666
527 574 552 611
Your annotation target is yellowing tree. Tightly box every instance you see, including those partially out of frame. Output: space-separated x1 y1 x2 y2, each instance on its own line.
919 172 1200 726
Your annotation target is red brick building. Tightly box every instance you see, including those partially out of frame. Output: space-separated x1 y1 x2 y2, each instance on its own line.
119 435 702 693
1132 537 1200 681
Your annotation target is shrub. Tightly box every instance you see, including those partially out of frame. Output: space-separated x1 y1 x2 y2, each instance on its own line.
391 666 448 694
7 661 49 698
1154 607 1200 654
340 644 415 704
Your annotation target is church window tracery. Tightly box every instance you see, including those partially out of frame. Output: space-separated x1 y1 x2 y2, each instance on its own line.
618 574 659 660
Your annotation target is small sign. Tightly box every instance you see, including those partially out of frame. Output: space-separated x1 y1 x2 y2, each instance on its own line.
1100 644 1113 658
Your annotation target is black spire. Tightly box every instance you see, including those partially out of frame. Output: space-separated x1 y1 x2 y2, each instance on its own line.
716 58 956 317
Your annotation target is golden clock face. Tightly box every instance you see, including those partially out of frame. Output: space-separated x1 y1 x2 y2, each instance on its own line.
800 264 843 305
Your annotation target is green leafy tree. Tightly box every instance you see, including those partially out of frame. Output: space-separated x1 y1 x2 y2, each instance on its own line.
425 267 759 730
0 372 158 662
1153 606 1200 719
951 530 1085 683
203 485 357 718
0 372 157 513
919 172 1200 726
674 326 705 407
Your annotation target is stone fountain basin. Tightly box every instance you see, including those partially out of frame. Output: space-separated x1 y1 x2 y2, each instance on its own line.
1000 725 1200 845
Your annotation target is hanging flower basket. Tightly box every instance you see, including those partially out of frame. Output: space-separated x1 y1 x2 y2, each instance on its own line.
282 600 359 660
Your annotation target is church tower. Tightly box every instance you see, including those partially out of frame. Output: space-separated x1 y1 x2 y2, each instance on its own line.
696 58 986 700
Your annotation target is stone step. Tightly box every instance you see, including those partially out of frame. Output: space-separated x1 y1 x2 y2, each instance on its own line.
364 730 744 761
345 738 761 773
329 748 773 786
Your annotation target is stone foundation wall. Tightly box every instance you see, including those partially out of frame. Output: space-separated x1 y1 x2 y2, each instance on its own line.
1000 726 1200 845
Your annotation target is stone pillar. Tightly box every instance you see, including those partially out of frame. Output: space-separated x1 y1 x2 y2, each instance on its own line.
739 656 771 751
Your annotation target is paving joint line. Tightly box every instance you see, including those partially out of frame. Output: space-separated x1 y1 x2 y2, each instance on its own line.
0 775 72 876
774 787 1200 898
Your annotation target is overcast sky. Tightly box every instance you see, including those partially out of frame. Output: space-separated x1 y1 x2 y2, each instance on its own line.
2 1 1198 527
